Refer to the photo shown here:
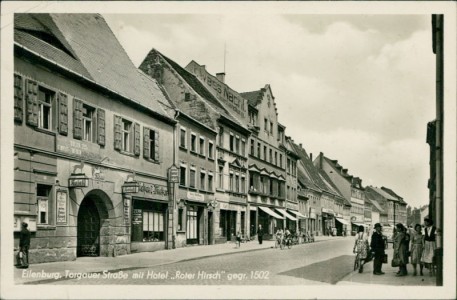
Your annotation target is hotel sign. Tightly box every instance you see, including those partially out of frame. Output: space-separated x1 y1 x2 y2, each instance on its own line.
56 137 101 161
68 174 89 187
122 181 139 194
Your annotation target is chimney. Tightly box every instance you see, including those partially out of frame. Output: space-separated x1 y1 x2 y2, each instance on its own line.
319 152 324 168
299 143 303 148
216 72 225 83
309 152 312 161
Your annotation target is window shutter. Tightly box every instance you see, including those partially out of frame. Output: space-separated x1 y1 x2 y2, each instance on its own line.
134 122 140 156
57 92 68 135
73 98 83 140
26 79 38 126
143 127 150 159
14 74 24 123
97 108 105 146
154 130 160 161
114 115 122 150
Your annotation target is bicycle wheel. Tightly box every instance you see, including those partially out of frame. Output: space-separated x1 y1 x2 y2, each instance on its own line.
287 240 292 249
280 239 285 250
354 255 359 271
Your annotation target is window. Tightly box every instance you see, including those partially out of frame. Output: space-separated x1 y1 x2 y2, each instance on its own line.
218 166 224 189
230 173 234 191
250 139 254 155
257 142 261 158
235 174 240 192
199 137 205 155
200 172 206 190
264 118 268 131
263 146 267 160
178 208 184 231
82 103 95 142
187 206 198 239
188 134 196 153
270 121 273 134
146 128 157 159
121 118 132 152
180 128 187 148
241 139 246 156
219 127 224 147
208 174 213 191
208 141 214 159
241 176 246 193
269 149 273 163
190 169 196 188
287 158 291 173
235 137 240 154
143 210 164 242
275 152 278 166
37 184 51 225
270 179 274 195
280 154 283 168
38 87 54 130
249 173 254 190
230 134 234 152
180 166 186 186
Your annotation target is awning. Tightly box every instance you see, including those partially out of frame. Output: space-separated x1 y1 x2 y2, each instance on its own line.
352 222 368 227
287 210 307 219
335 217 349 225
275 208 297 221
258 206 285 219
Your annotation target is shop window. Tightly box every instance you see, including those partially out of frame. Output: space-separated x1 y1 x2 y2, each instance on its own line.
190 169 196 188
187 207 198 240
200 172 206 190
37 184 52 225
208 174 213 191
38 87 55 130
180 128 187 148
208 141 214 159
142 210 164 242
180 166 186 186
199 137 205 155
191 134 197 152
178 208 184 231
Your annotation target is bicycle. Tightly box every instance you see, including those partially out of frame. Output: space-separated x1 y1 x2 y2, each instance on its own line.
282 236 292 249
353 252 365 273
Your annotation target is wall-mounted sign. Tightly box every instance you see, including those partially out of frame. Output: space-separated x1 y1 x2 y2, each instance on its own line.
122 181 139 194
124 206 130 225
56 137 102 161
132 209 142 225
56 189 68 225
219 202 240 211
169 165 179 183
68 174 89 188
187 191 205 202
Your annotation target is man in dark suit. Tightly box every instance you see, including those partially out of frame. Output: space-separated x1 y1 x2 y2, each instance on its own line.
370 223 386 275
19 222 31 268
257 225 264 245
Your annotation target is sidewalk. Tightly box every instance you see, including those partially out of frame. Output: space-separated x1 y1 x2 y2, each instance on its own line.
338 246 436 286
15 235 337 285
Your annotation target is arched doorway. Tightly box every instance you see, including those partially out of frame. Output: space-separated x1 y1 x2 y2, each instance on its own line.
77 197 101 257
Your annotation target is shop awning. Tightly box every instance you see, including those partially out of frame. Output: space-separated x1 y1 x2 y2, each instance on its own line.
335 217 349 225
352 222 367 227
259 206 285 219
275 208 297 221
287 210 307 219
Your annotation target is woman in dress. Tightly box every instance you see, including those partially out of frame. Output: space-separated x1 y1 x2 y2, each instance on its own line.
410 223 424 276
393 223 408 276
421 217 436 276
353 225 369 273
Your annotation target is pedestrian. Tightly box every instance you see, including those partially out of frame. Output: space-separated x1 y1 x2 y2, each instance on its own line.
17 222 31 268
421 217 436 276
393 223 408 276
257 224 264 245
370 223 386 275
410 223 424 276
353 225 369 273
236 230 242 248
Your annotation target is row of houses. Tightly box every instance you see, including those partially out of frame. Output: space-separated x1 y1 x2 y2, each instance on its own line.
13 14 407 264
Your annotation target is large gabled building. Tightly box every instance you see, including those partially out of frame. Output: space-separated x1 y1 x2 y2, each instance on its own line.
13 14 176 263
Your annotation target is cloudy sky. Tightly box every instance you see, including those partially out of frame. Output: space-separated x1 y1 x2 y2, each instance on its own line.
104 14 435 209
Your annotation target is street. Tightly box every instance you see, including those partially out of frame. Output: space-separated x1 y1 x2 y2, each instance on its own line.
48 238 355 285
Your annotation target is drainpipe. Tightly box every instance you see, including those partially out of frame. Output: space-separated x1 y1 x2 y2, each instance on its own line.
171 109 180 249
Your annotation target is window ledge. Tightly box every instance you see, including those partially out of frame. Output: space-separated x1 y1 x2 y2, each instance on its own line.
216 188 225 192
179 146 188 151
198 154 206 159
34 127 56 136
208 157 215 161
145 158 160 164
37 225 56 230
119 150 137 158
190 150 199 156
188 187 197 191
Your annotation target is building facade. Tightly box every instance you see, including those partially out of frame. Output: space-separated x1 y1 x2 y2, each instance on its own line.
13 14 176 263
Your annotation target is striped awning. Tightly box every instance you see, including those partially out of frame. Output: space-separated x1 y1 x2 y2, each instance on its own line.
258 206 285 219
335 217 349 225
288 210 307 219
275 208 297 221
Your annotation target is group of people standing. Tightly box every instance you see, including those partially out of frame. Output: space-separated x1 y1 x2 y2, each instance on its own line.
353 217 437 277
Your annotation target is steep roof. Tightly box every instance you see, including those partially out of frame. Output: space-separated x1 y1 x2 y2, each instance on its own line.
368 186 398 202
381 186 407 205
290 142 326 192
240 90 262 107
15 14 169 118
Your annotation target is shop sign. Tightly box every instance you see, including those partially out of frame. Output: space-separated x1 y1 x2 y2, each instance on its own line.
219 202 239 211
169 165 179 183
286 202 298 211
137 181 168 196
56 137 101 161
68 174 89 187
322 208 334 215
132 209 142 224
56 189 67 225
187 191 205 202
122 181 139 194
123 206 130 224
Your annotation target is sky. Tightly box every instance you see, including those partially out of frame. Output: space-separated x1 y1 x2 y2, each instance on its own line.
104 14 435 209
